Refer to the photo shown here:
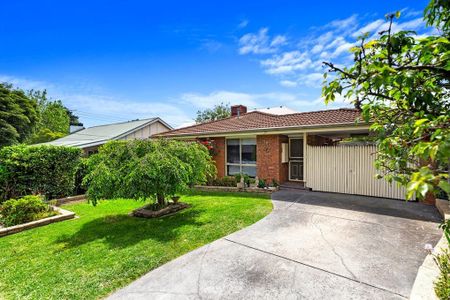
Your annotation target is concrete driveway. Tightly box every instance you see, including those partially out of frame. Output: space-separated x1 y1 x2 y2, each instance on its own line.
109 190 441 300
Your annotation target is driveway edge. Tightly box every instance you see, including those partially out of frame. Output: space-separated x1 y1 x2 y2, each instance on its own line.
410 199 448 300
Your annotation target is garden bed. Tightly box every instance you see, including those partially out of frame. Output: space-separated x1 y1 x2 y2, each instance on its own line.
193 185 278 194
131 202 190 218
0 206 75 237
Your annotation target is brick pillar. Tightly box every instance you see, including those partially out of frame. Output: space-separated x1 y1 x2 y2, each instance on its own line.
211 137 225 178
256 135 288 184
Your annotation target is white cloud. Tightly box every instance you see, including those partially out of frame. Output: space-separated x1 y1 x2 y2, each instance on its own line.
298 73 324 88
330 42 355 58
239 28 287 55
181 90 259 108
270 35 287 47
0 74 190 128
260 51 312 74
311 44 324 54
403 8 422 18
180 90 314 110
279 80 298 88
319 51 330 59
201 39 222 53
238 11 430 94
395 17 425 31
238 19 249 29
352 19 384 37
326 14 359 35
325 36 346 50
317 31 335 44
0 75 50 91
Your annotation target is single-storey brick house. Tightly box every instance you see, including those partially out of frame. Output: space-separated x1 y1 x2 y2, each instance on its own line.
158 105 406 199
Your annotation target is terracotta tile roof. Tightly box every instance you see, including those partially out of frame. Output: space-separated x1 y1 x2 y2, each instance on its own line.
158 108 363 137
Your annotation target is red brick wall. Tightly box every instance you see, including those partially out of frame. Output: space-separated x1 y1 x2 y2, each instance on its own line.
256 135 288 184
211 137 225 178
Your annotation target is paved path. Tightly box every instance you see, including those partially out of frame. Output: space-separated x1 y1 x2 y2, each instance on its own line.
109 190 441 299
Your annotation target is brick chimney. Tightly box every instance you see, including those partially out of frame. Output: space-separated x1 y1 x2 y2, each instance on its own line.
231 105 247 117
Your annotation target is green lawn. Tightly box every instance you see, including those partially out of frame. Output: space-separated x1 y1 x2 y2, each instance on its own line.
0 191 272 300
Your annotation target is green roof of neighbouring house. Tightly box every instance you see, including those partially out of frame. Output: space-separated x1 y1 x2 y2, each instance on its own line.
44 117 172 149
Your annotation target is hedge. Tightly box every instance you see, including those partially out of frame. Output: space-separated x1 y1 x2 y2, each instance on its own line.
0 145 82 201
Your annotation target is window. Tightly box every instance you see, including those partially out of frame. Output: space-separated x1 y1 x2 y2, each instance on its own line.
290 138 303 158
226 138 257 177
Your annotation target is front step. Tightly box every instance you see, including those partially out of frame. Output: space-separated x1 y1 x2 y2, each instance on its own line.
279 182 310 190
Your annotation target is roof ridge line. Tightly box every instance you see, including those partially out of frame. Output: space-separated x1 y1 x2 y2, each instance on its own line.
87 117 157 129
166 111 266 134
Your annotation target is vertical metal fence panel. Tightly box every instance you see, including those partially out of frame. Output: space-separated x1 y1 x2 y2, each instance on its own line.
305 145 406 199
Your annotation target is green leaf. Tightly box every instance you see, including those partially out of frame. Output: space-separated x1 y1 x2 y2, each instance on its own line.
438 180 450 195
414 118 429 127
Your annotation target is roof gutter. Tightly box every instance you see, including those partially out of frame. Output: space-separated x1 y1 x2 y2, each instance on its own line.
157 121 371 139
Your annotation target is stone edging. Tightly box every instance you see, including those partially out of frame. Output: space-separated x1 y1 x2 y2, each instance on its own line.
54 194 86 206
0 206 76 237
410 198 448 300
436 198 450 220
193 185 278 194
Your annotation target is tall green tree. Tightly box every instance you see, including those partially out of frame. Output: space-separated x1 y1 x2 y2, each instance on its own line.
27 90 71 144
195 103 231 123
322 0 450 201
65 108 83 126
0 83 38 147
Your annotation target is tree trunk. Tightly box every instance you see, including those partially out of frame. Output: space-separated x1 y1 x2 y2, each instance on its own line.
156 193 165 206
423 191 436 206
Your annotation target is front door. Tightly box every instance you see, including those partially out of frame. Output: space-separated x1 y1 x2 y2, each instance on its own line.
289 138 304 181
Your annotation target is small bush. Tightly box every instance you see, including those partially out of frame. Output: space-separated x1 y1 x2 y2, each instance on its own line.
0 195 54 227
258 179 266 188
434 248 450 299
0 145 82 201
234 174 251 186
208 176 237 187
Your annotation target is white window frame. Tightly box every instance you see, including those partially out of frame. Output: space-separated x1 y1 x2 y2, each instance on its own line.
225 138 257 177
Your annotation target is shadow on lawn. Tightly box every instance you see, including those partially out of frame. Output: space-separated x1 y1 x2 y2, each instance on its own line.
55 207 205 250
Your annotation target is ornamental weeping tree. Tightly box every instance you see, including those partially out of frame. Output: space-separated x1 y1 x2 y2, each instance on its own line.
83 139 216 206
322 0 450 202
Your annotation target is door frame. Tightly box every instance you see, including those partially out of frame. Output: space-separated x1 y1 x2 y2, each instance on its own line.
288 137 304 182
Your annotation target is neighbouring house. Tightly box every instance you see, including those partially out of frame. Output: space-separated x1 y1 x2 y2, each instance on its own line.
46 117 172 155
252 105 298 115
158 105 407 200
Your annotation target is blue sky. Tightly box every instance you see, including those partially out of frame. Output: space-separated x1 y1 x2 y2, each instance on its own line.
0 0 432 127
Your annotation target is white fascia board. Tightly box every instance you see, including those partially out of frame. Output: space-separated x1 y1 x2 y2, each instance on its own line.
164 123 371 140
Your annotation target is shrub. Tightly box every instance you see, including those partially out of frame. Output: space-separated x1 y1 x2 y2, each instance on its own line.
258 179 266 188
84 139 216 205
0 195 53 227
74 157 89 195
234 174 251 187
434 249 450 299
271 179 279 187
0 145 81 201
208 176 237 187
